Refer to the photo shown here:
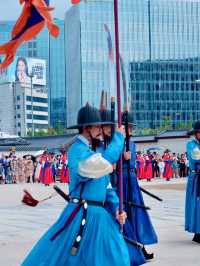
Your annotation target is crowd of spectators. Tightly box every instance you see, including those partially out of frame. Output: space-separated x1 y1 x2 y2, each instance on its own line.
0 149 189 185
0 151 70 185
136 149 189 181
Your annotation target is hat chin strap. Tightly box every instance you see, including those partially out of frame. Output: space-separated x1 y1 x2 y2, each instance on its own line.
85 128 101 150
195 135 200 144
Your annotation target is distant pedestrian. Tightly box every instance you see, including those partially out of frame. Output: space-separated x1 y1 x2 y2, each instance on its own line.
179 154 186 178
158 159 165 179
172 158 179 178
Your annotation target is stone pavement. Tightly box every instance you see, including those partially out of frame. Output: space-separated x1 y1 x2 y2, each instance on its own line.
0 178 199 266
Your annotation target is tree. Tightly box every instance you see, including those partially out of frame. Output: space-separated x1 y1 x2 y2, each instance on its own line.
54 121 65 135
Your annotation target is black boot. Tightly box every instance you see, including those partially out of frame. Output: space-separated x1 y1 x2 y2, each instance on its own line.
142 246 154 260
192 234 200 243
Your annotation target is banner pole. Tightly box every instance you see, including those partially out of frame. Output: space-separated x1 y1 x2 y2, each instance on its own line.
113 0 123 215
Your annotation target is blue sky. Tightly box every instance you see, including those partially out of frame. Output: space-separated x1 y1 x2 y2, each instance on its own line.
0 0 71 21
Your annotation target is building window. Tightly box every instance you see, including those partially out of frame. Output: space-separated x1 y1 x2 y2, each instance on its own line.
26 105 48 112
17 95 20 101
28 51 32 57
27 123 48 129
17 105 20 109
17 114 21 118
26 96 48 103
27 114 32 120
17 122 21 127
27 114 48 120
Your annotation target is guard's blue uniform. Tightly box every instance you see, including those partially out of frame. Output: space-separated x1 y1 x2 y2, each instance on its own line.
185 139 200 233
123 138 158 246
22 132 130 266
97 140 145 266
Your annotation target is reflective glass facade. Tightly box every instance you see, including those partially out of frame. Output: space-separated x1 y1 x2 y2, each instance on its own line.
129 0 200 128
66 0 200 128
130 59 200 128
49 20 66 128
0 19 66 128
80 0 114 106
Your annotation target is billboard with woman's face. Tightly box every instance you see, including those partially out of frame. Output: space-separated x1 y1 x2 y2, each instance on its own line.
0 57 46 86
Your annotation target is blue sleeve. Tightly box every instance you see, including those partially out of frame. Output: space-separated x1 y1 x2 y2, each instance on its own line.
129 141 136 168
186 140 200 167
186 141 195 160
68 142 96 183
102 132 125 164
105 187 119 216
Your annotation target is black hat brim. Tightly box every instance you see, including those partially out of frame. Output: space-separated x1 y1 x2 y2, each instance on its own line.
122 122 137 126
67 121 115 129
187 129 200 136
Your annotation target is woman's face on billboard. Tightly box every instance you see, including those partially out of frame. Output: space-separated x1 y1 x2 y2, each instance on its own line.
17 60 26 72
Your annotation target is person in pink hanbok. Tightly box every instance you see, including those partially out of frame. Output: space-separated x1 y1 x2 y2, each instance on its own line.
144 153 153 182
60 153 70 184
39 153 54 186
136 151 145 180
162 149 173 181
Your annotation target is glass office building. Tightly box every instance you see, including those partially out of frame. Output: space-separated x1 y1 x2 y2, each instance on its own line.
65 0 114 126
49 19 66 128
130 59 200 128
0 19 66 128
129 0 200 128
66 0 200 128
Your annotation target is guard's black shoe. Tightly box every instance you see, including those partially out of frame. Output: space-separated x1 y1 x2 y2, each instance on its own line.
192 234 200 243
142 246 154 260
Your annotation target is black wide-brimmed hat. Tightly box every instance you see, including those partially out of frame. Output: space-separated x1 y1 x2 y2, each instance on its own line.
100 109 115 125
68 103 111 129
122 111 136 126
188 121 200 135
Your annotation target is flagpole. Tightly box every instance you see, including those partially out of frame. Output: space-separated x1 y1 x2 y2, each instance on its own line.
113 0 123 215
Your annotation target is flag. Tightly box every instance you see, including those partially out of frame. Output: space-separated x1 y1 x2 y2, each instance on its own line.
104 23 115 98
71 0 81 4
120 55 128 110
104 24 114 63
0 0 60 69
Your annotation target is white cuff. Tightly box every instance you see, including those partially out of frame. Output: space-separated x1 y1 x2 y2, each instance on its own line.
191 147 200 160
78 153 113 178
107 182 112 189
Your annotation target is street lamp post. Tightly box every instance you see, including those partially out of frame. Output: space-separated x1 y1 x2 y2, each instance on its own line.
173 112 180 130
29 72 34 137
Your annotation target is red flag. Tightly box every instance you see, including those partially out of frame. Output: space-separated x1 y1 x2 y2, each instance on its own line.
71 0 81 4
104 24 114 63
0 0 60 69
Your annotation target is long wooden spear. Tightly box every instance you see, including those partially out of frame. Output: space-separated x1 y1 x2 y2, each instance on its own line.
113 0 123 216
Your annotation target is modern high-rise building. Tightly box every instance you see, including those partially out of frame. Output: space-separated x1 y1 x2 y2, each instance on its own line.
65 7 82 128
15 84 48 137
0 19 66 128
0 81 48 137
130 59 200 128
0 56 48 137
65 0 200 128
65 1 114 126
49 19 66 128
0 82 15 134
129 0 200 128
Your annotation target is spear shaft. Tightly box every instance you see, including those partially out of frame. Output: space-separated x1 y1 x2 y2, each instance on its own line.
113 0 123 215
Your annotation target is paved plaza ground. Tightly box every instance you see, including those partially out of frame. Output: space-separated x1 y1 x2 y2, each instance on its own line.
0 178 199 266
